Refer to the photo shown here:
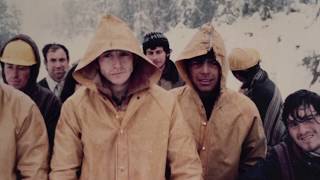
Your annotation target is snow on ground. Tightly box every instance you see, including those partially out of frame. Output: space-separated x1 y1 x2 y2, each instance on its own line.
166 4 320 97
9 0 320 97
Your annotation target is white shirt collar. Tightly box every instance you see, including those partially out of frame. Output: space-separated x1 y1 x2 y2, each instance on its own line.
46 75 65 96
46 75 59 92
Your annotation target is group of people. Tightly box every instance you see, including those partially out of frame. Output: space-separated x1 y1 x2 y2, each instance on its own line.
0 14 319 180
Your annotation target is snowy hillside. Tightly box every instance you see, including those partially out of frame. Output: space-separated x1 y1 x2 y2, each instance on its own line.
166 4 320 97
3 0 320 97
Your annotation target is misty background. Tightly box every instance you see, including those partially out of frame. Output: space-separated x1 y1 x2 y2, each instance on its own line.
1 0 319 97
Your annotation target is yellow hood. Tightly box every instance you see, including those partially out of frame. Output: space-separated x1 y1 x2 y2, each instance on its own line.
175 23 228 90
73 15 160 92
228 48 260 71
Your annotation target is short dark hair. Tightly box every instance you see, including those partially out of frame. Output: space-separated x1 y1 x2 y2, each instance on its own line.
282 89 320 126
142 32 171 54
186 48 217 67
42 43 69 62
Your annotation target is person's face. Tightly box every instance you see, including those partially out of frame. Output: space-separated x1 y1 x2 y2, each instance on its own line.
145 47 167 70
45 48 69 82
98 50 134 87
287 104 320 154
188 57 220 93
4 63 30 90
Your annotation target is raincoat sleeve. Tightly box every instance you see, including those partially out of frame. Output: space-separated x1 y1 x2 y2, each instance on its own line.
239 103 267 174
50 100 83 180
167 99 203 180
16 104 49 180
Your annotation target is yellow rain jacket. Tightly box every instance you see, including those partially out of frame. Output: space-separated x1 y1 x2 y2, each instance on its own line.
50 15 203 180
0 83 48 180
172 23 267 180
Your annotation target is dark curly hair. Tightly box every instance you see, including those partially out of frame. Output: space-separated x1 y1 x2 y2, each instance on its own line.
142 32 171 55
282 89 320 126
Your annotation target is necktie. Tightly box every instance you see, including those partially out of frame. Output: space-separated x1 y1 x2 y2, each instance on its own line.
53 84 61 96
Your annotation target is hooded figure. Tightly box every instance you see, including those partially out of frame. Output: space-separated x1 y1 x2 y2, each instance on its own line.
0 34 61 153
0 83 49 180
171 23 267 180
50 15 202 180
228 48 286 146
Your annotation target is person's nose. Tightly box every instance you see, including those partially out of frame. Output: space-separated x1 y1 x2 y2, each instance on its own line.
148 54 157 62
56 61 64 68
112 58 122 69
12 68 19 78
200 62 210 74
297 123 310 136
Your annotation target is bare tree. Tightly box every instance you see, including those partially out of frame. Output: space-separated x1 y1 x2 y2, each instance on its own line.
302 52 320 86
0 1 21 46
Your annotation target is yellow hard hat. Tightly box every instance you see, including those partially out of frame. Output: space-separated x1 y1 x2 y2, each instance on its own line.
0 40 36 66
228 48 260 71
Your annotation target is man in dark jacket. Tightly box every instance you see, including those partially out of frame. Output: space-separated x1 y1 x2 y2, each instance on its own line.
240 89 320 180
0 34 61 153
228 48 286 146
38 43 70 99
142 32 184 90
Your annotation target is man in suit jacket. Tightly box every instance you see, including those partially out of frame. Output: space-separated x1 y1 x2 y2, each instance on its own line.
38 43 70 98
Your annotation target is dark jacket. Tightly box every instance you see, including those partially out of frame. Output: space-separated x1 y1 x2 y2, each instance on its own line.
38 77 50 89
239 139 320 180
39 76 73 102
0 34 61 153
241 69 286 146
60 64 78 103
158 59 184 90
24 84 61 151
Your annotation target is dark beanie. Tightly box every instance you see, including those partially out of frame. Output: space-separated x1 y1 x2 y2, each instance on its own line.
142 32 170 54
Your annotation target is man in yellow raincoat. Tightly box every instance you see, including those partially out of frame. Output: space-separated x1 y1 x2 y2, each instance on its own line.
50 15 203 180
0 83 49 180
172 23 267 180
